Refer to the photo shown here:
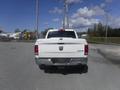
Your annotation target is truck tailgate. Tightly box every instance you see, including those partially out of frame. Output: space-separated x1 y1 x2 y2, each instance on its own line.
36 38 87 58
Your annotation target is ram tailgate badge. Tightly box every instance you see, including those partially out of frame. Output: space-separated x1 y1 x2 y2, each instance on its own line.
59 46 63 51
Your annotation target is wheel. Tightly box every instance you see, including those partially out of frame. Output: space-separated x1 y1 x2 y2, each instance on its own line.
44 67 54 73
44 69 49 73
82 65 88 73
44 66 52 73
39 65 45 70
62 72 68 75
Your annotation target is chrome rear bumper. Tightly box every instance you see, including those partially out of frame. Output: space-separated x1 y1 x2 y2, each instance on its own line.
35 58 88 66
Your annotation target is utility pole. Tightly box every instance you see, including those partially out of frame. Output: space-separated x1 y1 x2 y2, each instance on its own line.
105 12 108 43
63 0 69 29
103 5 111 43
36 0 39 39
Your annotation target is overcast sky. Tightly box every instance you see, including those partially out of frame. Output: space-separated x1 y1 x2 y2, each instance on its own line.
0 0 120 32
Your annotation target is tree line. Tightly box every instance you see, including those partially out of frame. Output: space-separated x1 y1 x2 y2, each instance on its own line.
88 22 120 37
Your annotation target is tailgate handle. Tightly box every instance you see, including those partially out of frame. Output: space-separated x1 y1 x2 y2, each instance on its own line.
57 43 65 44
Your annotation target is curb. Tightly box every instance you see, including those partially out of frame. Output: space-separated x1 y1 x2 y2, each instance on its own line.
0 40 35 43
98 49 120 64
89 42 120 46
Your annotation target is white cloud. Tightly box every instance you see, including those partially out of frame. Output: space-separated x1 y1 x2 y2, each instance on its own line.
93 6 106 16
66 0 82 4
113 18 120 28
109 16 120 28
49 7 63 14
70 6 106 28
58 0 82 4
53 18 60 22
100 0 112 8
44 22 49 27
100 3 106 8
70 17 99 28
72 6 105 18
105 0 112 3
101 15 120 28
72 7 94 18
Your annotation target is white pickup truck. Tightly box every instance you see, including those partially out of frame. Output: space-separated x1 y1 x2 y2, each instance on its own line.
34 29 88 73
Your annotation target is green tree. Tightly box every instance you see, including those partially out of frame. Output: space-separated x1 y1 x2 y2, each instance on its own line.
0 30 3 33
14 28 21 33
42 28 54 37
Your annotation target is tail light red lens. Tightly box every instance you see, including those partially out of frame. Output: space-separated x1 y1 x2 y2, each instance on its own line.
84 45 88 55
34 45 38 55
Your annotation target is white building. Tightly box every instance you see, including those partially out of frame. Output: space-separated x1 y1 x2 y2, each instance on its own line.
8 32 21 39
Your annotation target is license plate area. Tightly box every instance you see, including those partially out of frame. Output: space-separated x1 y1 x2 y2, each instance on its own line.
51 58 70 63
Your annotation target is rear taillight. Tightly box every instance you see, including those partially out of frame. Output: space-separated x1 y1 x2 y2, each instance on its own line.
34 45 38 55
84 45 88 55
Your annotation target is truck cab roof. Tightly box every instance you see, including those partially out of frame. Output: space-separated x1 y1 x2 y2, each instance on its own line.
45 29 78 39
48 29 75 32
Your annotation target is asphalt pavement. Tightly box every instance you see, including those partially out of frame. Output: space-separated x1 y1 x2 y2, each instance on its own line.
0 42 120 90
91 44 120 63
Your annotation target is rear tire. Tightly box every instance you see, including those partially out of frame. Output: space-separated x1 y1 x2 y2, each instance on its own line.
44 69 49 73
39 65 45 70
82 65 88 73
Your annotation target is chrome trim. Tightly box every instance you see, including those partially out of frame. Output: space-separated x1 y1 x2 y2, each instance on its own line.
35 57 88 66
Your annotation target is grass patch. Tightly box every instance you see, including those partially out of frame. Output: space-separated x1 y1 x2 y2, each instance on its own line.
87 37 120 44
